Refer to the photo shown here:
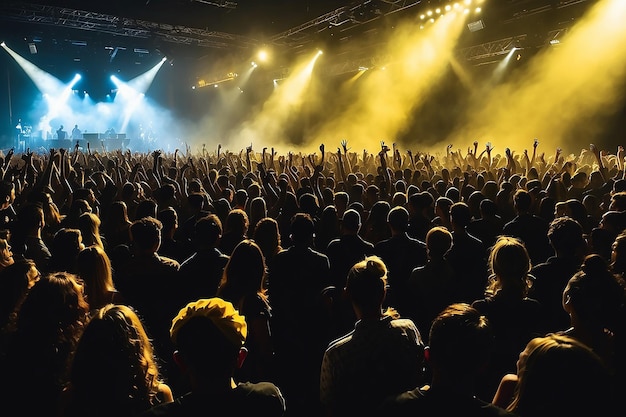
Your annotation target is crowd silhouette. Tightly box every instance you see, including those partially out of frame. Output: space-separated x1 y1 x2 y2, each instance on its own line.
0 139 625 416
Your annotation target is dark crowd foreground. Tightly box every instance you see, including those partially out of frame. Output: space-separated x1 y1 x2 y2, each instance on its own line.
0 139 625 417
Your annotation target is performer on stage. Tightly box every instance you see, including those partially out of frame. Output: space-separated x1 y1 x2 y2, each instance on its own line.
57 125 67 140
71 124 82 140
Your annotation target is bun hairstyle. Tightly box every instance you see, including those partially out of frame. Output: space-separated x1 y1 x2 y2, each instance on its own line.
565 254 626 331
346 256 398 318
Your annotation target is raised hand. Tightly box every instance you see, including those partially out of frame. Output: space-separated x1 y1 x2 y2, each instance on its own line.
341 139 349 153
533 138 539 148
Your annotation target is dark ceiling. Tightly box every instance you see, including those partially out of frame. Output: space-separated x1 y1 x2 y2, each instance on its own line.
0 0 597 84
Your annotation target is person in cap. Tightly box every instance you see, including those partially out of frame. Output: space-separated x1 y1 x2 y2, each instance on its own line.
140 297 286 417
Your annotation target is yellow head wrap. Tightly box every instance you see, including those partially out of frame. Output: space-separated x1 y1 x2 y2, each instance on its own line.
170 298 247 347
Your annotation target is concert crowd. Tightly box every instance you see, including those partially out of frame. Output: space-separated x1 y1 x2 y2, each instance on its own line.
0 138 625 417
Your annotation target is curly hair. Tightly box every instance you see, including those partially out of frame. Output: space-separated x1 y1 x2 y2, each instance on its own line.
67 304 163 416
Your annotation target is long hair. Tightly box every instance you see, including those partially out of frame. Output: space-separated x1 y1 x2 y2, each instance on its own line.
508 334 610 417
78 212 104 249
217 239 267 307
253 217 282 262
66 304 162 417
77 245 115 310
485 236 532 299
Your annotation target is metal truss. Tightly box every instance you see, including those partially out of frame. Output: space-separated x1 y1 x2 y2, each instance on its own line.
0 2 258 50
544 27 570 45
190 0 237 9
270 0 422 47
456 35 528 61
503 0 590 23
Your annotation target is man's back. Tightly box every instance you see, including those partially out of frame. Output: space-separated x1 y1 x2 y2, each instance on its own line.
140 383 285 417
320 315 425 417
378 386 515 417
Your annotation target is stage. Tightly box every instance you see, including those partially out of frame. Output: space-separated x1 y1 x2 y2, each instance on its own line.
16 133 131 153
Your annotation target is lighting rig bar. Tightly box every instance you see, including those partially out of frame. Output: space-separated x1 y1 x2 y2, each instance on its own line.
270 0 422 48
0 2 259 50
190 0 238 9
456 34 528 61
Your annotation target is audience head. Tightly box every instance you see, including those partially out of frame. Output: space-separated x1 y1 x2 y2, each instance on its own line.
345 256 389 316
218 239 267 303
130 216 162 254
193 214 223 248
547 216 586 257
341 209 361 234
450 202 472 230
170 297 247 379
289 213 315 246
67 304 163 414
387 206 410 234
134 199 158 221
157 207 178 234
425 226 452 260
513 189 532 214
224 208 249 237
486 236 532 298
76 245 115 310
253 217 282 260
563 254 625 332
508 334 611 417
427 303 492 379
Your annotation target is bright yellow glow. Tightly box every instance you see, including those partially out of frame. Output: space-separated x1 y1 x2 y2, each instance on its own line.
427 10 433 16
440 0 626 154
475 7 482 13
464 8 470 14
436 8 441 14
257 50 268 62
304 11 467 153
445 5 452 11
464 0 472 5
420 14 425 19
454 3 460 9
227 50 322 151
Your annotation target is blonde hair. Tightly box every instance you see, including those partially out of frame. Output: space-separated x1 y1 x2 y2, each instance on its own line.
486 236 532 298
77 245 115 310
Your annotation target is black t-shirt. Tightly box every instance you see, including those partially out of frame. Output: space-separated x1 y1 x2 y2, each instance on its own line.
378 386 516 417
139 382 286 417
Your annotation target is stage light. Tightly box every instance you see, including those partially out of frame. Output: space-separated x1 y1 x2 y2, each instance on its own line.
161 56 167 62
550 39 560 45
475 7 482 13
427 10 433 16
0 41 5 47
464 8 470 14
317 49 323 55
420 14 425 19
453 2 460 8
464 0 471 5
258 50 268 62
251 61 257 68
445 5 451 11
436 8 441 14
191 85 196 90
430 18 435 23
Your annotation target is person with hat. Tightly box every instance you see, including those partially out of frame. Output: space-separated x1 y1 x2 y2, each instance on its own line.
140 297 286 417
